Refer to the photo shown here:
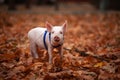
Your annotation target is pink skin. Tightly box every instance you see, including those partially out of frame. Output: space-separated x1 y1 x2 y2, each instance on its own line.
28 21 67 64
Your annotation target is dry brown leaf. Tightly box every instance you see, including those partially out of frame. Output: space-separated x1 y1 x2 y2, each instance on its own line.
0 12 120 80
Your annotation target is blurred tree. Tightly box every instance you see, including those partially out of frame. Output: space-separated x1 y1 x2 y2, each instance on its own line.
37 0 59 10
25 0 31 8
8 0 16 10
99 0 109 11
7 0 31 10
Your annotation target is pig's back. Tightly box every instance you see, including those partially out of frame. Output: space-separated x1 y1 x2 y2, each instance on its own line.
28 27 47 48
28 27 46 39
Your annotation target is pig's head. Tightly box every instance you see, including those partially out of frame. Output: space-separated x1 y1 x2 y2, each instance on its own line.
46 21 67 47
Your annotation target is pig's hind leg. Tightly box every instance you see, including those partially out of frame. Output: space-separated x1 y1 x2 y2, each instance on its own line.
30 41 39 59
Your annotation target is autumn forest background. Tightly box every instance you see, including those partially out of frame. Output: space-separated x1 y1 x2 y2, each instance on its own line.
0 0 120 80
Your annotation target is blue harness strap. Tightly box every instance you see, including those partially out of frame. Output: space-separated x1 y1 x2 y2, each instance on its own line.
43 30 51 50
43 30 62 50
43 31 48 50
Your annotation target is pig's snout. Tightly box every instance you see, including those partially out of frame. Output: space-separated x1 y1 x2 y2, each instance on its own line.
54 36 60 42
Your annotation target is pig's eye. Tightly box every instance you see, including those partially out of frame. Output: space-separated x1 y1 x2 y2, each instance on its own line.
51 31 54 34
60 31 63 34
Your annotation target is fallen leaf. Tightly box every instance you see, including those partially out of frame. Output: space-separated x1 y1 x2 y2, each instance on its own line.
94 62 105 68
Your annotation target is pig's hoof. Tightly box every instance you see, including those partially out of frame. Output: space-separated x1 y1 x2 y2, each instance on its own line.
34 55 39 59
33 58 39 63
49 61 52 64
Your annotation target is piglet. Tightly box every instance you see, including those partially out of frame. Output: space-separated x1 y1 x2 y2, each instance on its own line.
28 21 67 64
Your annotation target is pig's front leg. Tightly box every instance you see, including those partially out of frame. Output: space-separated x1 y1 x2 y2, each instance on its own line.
58 46 63 60
30 41 39 59
48 45 53 64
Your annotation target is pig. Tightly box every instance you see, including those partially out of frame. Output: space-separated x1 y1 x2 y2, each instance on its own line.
28 21 67 64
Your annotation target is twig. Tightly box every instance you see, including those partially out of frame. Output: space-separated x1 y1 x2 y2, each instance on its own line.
64 47 109 62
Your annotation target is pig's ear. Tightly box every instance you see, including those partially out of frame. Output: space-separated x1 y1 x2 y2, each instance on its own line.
62 20 67 33
46 21 53 32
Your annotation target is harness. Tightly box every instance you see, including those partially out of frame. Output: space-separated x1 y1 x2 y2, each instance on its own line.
43 30 62 50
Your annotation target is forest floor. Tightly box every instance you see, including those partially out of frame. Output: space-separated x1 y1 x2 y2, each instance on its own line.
0 12 120 80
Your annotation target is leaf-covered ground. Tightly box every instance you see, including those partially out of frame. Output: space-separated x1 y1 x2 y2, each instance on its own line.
0 12 120 80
